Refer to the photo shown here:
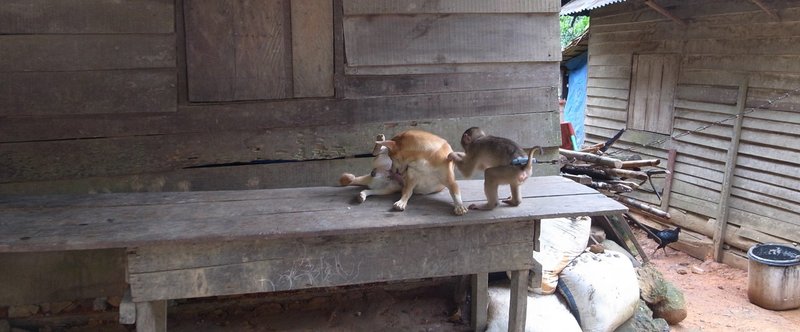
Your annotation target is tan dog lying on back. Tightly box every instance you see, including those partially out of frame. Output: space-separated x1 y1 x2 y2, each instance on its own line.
378 129 468 216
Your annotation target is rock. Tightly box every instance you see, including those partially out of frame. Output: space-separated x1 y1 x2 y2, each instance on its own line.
614 300 670 332
590 225 607 244
107 296 123 308
676 267 688 275
42 301 73 314
691 266 705 274
589 244 605 253
636 264 687 325
652 282 687 325
8 304 39 318
93 297 109 311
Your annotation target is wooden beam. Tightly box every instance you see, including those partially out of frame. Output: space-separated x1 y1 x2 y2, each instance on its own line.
749 0 780 20
643 0 687 26
713 77 749 262
659 149 677 211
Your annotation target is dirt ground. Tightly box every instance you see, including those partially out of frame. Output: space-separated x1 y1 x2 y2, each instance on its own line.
630 226 800 332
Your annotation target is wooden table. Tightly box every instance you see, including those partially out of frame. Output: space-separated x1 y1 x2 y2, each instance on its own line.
0 176 626 331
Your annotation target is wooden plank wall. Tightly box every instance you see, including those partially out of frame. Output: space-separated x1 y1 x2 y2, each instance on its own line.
0 0 562 195
584 0 800 264
0 0 560 305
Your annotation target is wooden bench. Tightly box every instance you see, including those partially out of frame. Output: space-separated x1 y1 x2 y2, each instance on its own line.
0 176 626 331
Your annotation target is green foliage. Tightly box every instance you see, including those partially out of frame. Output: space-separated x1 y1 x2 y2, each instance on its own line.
560 15 589 49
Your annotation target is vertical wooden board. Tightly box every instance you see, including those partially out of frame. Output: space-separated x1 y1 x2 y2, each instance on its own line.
344 14 559 66
343 0 560 14
645 55 664 132
629 55 651 130
0 0 174 34
184 0 292 102
0 70 176 116
184 0 236 101
657 55 679 134
291 0 334 98
233 0 292 100
627 55 639 128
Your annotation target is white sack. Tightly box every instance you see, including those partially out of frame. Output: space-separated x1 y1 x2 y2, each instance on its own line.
486 283 581 332
559 251 640 332
530 216 591 294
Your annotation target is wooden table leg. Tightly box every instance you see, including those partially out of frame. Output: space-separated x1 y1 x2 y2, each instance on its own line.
471 273 488 331
531 218 543 293
136 300 167 332
508 269 529 332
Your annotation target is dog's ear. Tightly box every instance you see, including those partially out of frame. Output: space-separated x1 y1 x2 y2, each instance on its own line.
377 140 396 152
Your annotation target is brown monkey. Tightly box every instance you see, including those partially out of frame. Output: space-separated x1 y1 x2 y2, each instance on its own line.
448 127 543 210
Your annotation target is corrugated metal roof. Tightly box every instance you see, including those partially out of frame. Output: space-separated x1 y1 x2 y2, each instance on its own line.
560 0 627 15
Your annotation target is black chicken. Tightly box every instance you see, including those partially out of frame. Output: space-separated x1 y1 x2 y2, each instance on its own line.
639 223 681 256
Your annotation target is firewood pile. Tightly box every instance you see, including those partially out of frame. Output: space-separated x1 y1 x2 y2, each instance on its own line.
559 129 671 220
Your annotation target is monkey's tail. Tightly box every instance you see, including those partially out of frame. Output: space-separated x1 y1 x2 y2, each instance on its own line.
523 146 544 175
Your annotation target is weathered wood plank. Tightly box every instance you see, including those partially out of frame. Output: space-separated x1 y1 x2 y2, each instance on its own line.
291 0 334 98
0 70 176 116
0 177 627 252
587 87 630 100
0 249 126 306
0 35 175 72
0 112 558 183
675 85 738 105
0 157 370 196
0 88 555 142
683 55 800 73
345 62 554 76
0 0 174 34
128 219 533 276
344 14 559 66
184 0 292 101
343 0 560 14
344 63 558 98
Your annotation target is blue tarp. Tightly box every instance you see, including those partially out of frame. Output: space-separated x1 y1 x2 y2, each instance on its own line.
564 52 588 148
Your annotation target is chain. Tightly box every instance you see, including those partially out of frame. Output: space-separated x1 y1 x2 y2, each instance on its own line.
606 86 800 156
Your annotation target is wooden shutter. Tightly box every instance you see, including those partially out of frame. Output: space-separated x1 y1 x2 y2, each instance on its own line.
628 54 679 134
184 0 333 102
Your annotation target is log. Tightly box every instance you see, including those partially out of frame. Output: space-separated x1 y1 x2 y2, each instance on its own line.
602 168 648 181
620 159 660 169
580 142 604 153
559 149 623 168
561 173 593 185
615 196 671 219
561 165 614 180
590 181 633 193
607 180 640 190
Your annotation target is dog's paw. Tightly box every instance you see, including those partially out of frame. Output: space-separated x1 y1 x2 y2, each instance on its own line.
357 191 367 203
453 204 469 216
393 200 407 211
339 173 356 186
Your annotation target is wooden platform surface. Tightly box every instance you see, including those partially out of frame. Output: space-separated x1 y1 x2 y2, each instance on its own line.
0 176 626 253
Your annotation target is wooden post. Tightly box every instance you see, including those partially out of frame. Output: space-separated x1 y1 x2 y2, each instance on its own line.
471 273 488 331
136 300 167 332
508 269 529 332
660 149 677 211
713 78 749 262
